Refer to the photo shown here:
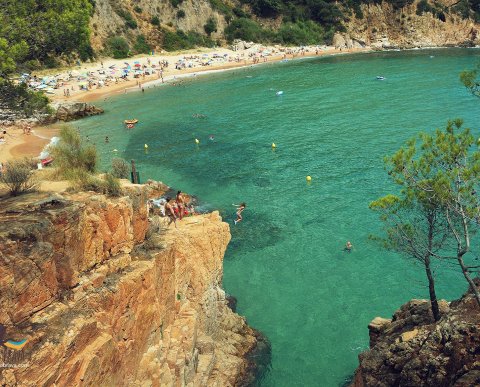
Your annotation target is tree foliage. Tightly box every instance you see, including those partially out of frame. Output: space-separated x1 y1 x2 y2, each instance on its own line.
372 120 480 309
204 17 218 36
0 0 94 66
107 37 130 59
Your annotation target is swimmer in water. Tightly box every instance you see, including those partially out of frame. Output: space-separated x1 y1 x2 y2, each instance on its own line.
345 241 353 253
233 202 246 225
105 136 109 143
209 135 215 141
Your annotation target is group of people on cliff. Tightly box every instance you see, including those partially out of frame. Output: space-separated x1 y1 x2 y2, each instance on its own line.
147 191 195 228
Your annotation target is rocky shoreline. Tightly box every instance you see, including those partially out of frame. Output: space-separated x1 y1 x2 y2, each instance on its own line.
0 181 269 386
0 102 104 127
352 282 480 386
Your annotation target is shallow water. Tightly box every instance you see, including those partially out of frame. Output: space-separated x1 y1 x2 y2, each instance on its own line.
78 48 480 386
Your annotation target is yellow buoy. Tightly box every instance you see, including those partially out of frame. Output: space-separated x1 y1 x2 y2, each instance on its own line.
272 142 276 149
144 144 148 149
306 175 312 182
195 138 200 144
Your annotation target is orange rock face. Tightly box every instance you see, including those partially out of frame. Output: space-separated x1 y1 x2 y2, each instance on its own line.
0 186 259 386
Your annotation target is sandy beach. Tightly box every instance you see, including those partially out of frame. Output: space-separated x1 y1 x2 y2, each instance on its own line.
45 45 370 103
0 126 60 163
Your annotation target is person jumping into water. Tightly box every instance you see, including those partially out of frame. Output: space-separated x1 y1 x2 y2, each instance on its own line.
233 203 246 225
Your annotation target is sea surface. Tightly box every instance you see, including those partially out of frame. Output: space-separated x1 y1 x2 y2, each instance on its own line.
78 48 480 386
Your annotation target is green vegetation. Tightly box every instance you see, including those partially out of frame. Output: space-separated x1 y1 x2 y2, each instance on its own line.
460 64 480 97
0 158 38 196
177 10 186 18
225 17 331 44
116 8 138 29
416 0 446 21
103 173 122 197
0 80 50 116
162 29 215 51
170 0 185 8
107 37 130 59
204 17 218 36
111 158 130 179
225 18 266 42
276 21 326 45
50 126 97 179
209 0 234 17
371 119 480 313
151 16 161 26
134 35 151 54
51 126 122 197
134 6 143 13
0 1 93 117
0 0 94 65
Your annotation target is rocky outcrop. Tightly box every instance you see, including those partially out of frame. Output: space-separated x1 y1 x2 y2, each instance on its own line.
343 1 480 49
353 289 480 386
51 102 104 122
0 182 264 386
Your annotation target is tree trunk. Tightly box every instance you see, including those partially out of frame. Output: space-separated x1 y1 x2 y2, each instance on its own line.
457 254 480 307
424 257 441 321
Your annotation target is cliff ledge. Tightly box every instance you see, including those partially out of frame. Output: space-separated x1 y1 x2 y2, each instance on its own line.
0 183 265 386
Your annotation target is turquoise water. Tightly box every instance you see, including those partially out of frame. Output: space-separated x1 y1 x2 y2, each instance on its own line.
78 49 480 386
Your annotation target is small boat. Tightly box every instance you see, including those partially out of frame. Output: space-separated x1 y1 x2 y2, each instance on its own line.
276 91 284 96
124 119 138 125
376 76 386 80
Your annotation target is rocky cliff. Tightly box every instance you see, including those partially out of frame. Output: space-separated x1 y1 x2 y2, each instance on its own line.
353 285 480 386
91 0 229 51
0 182 266 386
91 0 480 51
341 1 480 49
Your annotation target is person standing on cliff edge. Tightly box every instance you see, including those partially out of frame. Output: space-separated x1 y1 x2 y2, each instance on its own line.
176 191 185 220
165 197 177 228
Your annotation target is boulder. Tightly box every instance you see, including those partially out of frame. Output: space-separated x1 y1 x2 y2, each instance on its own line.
52 102 104 122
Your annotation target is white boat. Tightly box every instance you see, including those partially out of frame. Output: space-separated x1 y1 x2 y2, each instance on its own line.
376 76 386 80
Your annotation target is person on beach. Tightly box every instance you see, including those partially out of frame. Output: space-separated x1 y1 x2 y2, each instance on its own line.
345 241 353 253
176 191 185 220
233 203 246 225
164 197 177 228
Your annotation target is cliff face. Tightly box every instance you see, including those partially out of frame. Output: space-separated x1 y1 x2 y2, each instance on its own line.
91 0 480 52
91 0 228 51
342 1 480 49
353 287 480 386
0 183 262 386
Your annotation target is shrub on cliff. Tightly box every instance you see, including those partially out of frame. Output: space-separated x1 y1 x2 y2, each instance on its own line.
68 170 122 197
103 173 122 197
50 126 97 178
0 158 38 196
111 158 130 179
107 37 130 59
